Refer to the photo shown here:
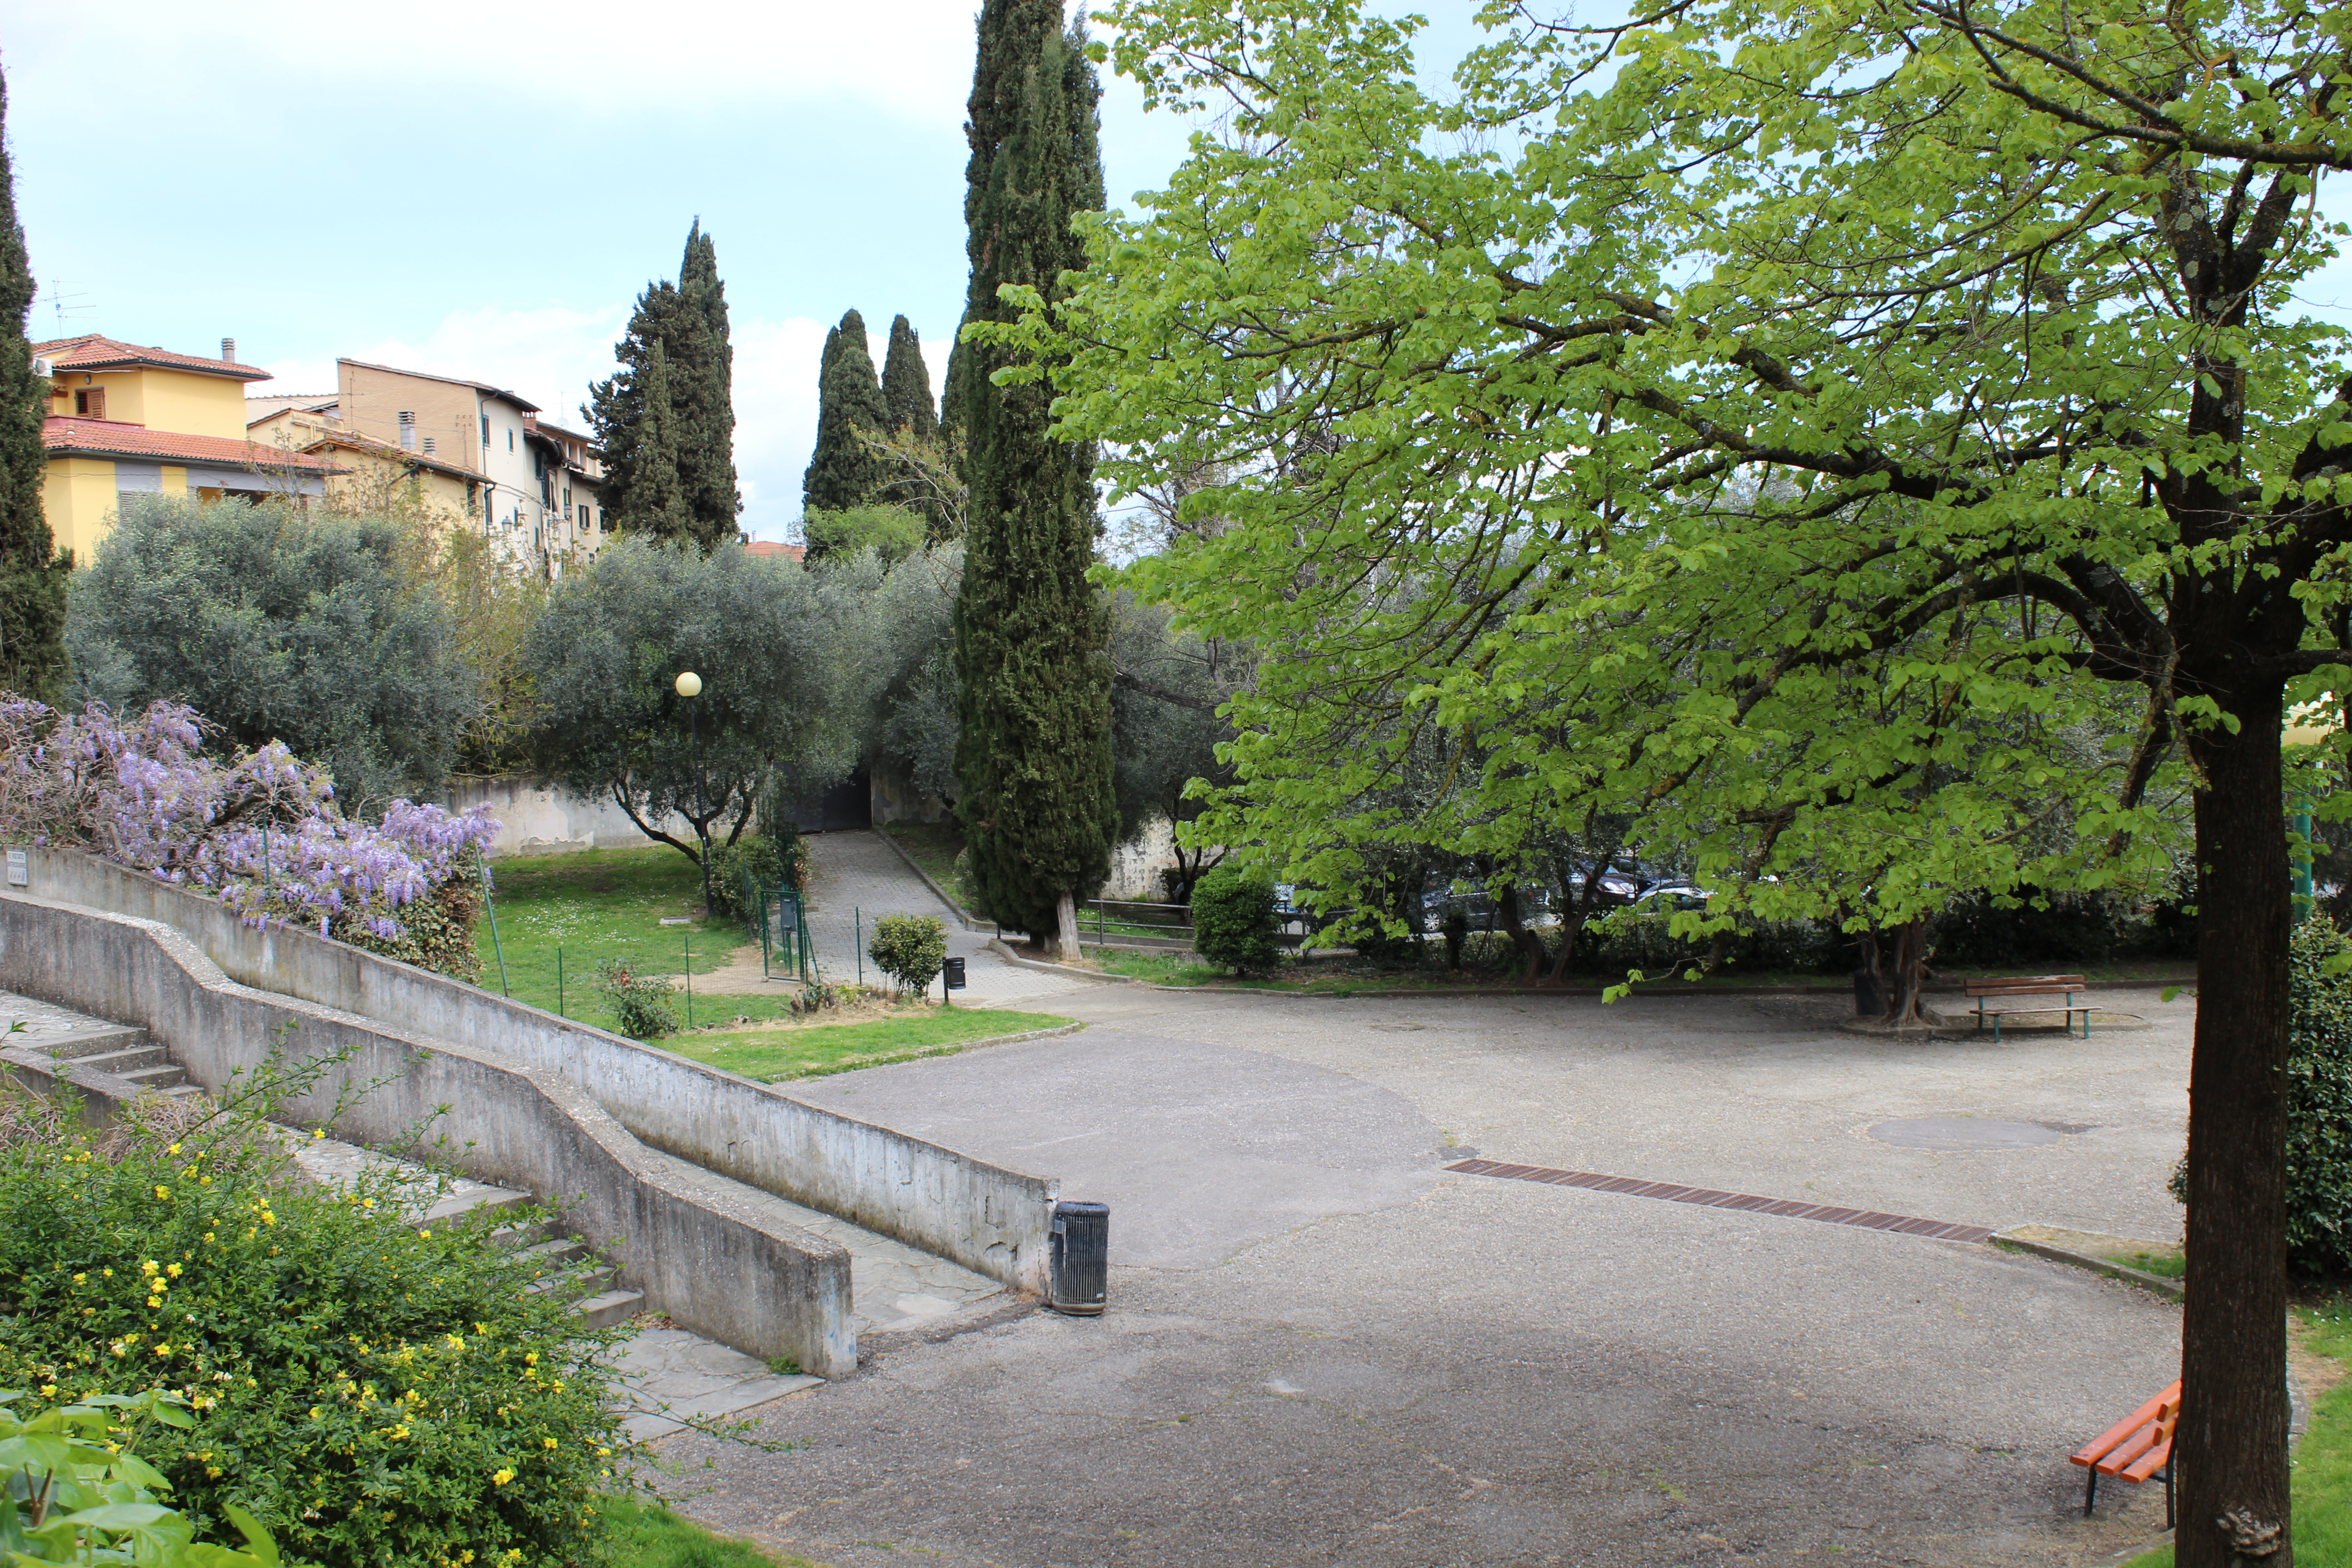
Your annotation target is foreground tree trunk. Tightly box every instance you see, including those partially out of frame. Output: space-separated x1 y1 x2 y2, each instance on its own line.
1056 890 1081 962
1877 921 1933 1029
1496 883 1547 982
2177 686 2294 1568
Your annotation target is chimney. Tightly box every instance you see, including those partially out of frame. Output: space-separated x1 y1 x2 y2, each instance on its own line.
220 338 236 363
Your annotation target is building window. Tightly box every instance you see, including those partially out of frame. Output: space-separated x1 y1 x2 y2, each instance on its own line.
74 388 105 419
578 503 589 528
397 411 416 451
480 415 490 446
598 508 609 532
507 429 514 452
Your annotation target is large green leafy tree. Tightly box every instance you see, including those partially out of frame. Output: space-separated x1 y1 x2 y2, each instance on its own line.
586 221 740 553
1009 0 2352 1558
802 309 890 514
0 63 67 701
949 0 1117 955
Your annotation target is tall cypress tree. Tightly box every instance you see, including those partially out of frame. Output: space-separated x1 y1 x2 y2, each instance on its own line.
949 0 1115 957
585 221 737 553
801 309 889 514
881 315 936 440
673 220 741 544
0 64 67 701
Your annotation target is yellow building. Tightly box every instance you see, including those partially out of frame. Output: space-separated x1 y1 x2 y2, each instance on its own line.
245 402 483 538
35 335 340 562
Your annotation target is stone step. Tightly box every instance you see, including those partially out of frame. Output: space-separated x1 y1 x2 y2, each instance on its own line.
115 1061 189 1092
35 1024 152 1062
574 1289 647 1330
529 1263 616 1303
61 1040 167 1076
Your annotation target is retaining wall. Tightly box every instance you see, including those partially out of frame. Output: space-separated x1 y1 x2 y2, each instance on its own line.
6 850 1058 1294
0 893 857 1377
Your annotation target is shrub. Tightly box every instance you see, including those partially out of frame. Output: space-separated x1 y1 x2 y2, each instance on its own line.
0 1387 279 1565
867 914 948 998
0 1068 637 1568
2171 916 2352 1277
706 831 808 922
1192 868 1279 974
598 958 679 1039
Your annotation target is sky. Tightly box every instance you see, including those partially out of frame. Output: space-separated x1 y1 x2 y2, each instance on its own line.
7 4 2347 546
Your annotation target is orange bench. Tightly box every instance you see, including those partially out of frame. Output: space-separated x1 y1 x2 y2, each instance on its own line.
1967 974 2092 1041
2071 1379 2177 1526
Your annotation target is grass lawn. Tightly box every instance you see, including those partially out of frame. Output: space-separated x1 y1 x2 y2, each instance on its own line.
602 1494 816 1566
666 1006 1075 1082
879 823 980 914
2125 1302 2352 1566
475 844 800 1034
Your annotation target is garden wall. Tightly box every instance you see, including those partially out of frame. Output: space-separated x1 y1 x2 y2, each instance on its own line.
0 892 858 1377
443 777 693 858
7 849 1059 1295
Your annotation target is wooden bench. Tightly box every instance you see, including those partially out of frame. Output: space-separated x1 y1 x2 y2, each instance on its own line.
1967 974 2092 1041
2071 1379 2177 1526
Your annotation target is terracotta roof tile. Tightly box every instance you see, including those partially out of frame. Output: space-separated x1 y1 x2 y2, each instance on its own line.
43 418 344 472
34 334 273 383
745 540 807 562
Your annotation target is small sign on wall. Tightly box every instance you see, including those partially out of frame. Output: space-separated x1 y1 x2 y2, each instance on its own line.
5 849 24 887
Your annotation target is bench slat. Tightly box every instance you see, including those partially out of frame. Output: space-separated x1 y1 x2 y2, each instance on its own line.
1973 975 2087 988
2069 1381 2180 1469
1968 984 2087 997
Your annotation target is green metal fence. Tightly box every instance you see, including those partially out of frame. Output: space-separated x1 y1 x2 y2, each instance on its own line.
742 863 816 983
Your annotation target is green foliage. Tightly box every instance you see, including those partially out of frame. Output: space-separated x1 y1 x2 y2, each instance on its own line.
1190 867 1277 974
598 956 680 1039
802 310 890 516
0 1075 636 1568
951 0 1117 939
337 853 486 985
520 538 887 864
586 221 740 553
2173 917 2352 1278
0 1387 279 1566
866 914 948 996
801 505 923 566
706 833 805 922
66 496 477 811
1109 593 1240 902
880 315 936 442
0 67 66 704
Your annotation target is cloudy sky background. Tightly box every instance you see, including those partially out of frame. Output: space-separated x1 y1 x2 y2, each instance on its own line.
7 4 2347 545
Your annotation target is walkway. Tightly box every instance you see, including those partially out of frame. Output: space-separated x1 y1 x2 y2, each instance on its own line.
660 981 2195 1567
798 829 1097 1009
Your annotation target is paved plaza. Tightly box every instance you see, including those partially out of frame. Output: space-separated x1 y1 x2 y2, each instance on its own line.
656 834 2195 1568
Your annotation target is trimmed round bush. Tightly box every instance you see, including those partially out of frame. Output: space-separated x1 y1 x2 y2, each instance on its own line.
867 914 948 998
1191 868 1279 974
0 1083 637 1568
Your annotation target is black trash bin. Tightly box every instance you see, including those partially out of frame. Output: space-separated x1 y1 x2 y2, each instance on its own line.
1049 1200 1108 1316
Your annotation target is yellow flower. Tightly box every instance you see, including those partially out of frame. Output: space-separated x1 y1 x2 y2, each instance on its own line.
417 1230 431 1239
168 1144 181 1155
154 1186 171 1200
72 1273 84 1284
102 1269 113 1278
199 1175 211 1186
205 1466 222 1479
37 1384 55 1397
153 1344 172 1357
313 1129 325 1139
142 1261 159 1276
541 1437 557 1450
362 1198 375 1210
166 1263 182 1278
202 1233 214 1245
523 1352 538 1367
491 1467 516 1486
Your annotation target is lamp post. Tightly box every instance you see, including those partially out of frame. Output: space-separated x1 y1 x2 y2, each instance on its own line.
676 670 711 913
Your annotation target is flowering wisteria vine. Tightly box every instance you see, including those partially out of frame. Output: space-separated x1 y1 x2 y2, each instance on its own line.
0 697 500 946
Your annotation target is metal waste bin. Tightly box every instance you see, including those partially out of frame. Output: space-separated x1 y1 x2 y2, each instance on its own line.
1049 1200 1109 1316
943 956 967 992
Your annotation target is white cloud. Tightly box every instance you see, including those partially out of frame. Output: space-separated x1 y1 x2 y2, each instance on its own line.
259 303 843 544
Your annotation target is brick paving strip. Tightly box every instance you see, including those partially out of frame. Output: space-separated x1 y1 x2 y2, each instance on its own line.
1445 1157 1994 1244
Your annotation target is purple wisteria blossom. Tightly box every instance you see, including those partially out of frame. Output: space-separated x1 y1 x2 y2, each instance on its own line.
0 697 500 943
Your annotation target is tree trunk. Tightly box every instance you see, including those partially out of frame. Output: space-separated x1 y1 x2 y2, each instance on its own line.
1496 883 1547 982
1056 890 1081 962
2176 686 2294 1568
1877 920 1933 1028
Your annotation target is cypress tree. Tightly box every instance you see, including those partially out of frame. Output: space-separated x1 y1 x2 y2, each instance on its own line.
0 64 67 701
949 0 1115 957
801 309 889 514
673 220 741 545
881 315 936 440
585 221 737 553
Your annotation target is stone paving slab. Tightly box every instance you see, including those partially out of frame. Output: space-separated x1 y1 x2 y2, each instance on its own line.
606 1329 820 1441
0 988 142 1050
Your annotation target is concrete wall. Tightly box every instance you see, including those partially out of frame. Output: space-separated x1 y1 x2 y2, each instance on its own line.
0 892 857 1377
445 777 694 858
9 850 1059 1295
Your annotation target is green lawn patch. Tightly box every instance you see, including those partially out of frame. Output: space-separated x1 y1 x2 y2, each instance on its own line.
474 844 799 1033
2123 1302 2352 1567
880 822 980 913
667 1007 1077 1082
602 1495 816 1566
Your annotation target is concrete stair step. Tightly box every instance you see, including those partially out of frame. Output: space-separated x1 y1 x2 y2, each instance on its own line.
38 1024 152 1061
113 1061 188 1091
528 1264 616 1302
573 1289 646 1330
514 1237 591 1273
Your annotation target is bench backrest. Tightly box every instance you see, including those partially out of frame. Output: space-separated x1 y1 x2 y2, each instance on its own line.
1967 974 2088 996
